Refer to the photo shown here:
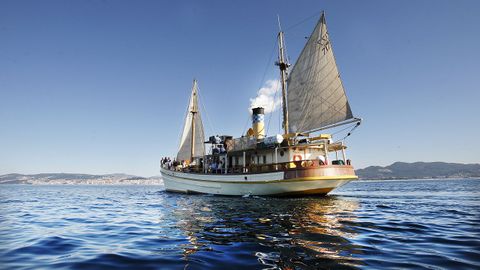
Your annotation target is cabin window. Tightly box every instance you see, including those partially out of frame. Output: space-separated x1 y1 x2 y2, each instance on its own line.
235 156 239 166
257 156 260 164
263 155 266 164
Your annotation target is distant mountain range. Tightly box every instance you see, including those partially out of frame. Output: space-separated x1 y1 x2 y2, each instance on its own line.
0 173 163 185
1 162 479 184
356 162 480 180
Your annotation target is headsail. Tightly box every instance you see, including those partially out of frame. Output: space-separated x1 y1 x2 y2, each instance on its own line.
286 12 354 134
177 80 205 161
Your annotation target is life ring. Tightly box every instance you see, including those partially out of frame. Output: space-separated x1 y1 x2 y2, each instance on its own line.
293 155 302 161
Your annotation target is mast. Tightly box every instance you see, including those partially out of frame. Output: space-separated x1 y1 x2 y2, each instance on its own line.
177 79 205 162
190 79 197 162
276 17 290 135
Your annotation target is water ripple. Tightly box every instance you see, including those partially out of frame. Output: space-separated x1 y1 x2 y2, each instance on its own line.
0 179 479 269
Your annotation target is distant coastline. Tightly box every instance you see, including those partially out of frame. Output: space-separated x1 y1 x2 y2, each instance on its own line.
356 162 480 180
1 161 479 184
0 173 163 185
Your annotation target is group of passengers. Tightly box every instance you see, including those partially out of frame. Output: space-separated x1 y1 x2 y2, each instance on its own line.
161 155 226 173
161 157 189 171
160 157 173 170
208 159 224 174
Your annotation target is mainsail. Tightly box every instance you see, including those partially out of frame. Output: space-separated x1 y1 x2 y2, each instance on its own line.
177 80 205 161
286 12 354 133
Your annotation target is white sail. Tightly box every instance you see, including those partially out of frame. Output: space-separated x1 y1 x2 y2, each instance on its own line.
287 12 353 133
177 80 205 161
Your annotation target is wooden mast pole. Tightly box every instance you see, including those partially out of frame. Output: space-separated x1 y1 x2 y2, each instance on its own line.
276 16 290 135
190 79 197 162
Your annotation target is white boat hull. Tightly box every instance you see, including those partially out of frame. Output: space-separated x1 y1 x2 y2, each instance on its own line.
160 167 356 196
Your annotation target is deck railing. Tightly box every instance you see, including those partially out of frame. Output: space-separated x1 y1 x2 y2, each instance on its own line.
162 159 350 174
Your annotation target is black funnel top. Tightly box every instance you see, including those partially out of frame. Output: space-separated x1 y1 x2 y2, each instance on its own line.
252 107 264 115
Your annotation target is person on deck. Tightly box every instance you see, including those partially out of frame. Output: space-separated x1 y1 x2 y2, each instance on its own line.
317 155 326 165
210 162 217 173
219 160 224 173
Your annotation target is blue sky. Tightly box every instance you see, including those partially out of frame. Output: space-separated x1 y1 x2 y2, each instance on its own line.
1 0 479 176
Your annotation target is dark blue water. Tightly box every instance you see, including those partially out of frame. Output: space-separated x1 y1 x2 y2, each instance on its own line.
0 179 479 269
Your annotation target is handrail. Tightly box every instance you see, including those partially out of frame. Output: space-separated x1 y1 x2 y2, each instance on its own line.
162 159 350 174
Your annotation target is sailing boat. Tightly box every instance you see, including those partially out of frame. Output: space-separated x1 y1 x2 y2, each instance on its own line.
161 12 361 196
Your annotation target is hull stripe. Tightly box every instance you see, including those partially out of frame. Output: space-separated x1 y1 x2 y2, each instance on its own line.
165 187 334 196
162 172 357 184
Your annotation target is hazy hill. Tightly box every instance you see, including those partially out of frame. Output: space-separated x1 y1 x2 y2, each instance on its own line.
356 162 480 180
0 173 163 185
2 162 479 183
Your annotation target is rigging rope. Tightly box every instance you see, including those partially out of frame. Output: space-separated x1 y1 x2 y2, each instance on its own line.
241 114 250 137
334 121 361 143
265 75 280 136
259 38 278 91
243 38 278 136
284 11 322 32
331 122 357 136
196 84 216 136
242 11 321 137
175 86 193 156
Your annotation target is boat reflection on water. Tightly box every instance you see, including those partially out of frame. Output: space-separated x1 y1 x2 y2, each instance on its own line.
170 195 363 269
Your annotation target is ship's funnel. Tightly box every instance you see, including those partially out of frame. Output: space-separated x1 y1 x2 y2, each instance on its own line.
252 107 265 140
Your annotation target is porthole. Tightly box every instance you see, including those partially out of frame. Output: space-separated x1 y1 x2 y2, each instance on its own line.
280 150 285 156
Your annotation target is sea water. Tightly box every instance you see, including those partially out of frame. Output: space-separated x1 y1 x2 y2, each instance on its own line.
0 179 479 269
